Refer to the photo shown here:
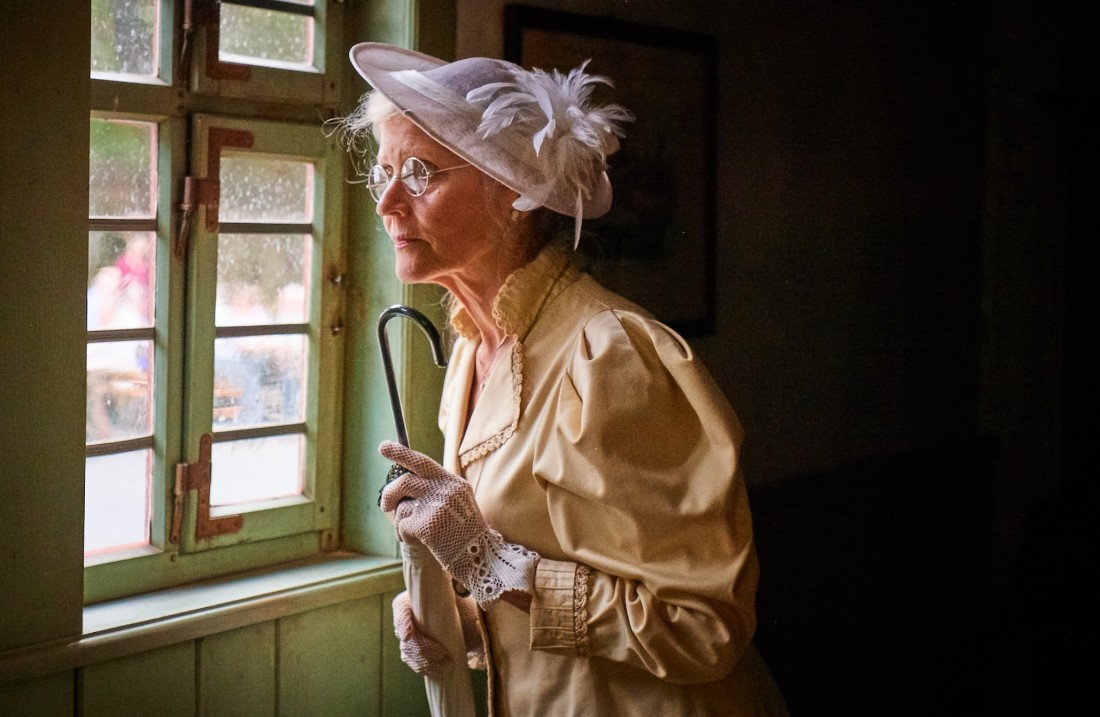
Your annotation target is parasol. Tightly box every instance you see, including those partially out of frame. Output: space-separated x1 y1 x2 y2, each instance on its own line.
377 305 475 717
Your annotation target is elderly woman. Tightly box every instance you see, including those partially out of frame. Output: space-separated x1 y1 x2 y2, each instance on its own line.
343 42 787 716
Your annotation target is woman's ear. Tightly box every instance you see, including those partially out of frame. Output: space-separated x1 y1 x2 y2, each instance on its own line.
482 178 521 224
496 183 522 217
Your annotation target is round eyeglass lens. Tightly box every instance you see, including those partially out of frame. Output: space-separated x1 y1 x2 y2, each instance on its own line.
401 157 430 196
367 164 389 202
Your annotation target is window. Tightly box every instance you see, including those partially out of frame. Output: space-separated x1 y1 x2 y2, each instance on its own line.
86 116 159 558
86 0 345 602
189 0 338 103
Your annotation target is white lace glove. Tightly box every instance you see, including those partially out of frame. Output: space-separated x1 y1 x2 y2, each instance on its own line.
392 590 485 675
379 441 540 606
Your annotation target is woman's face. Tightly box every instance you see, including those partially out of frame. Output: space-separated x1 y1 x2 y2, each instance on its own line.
374 117 515 293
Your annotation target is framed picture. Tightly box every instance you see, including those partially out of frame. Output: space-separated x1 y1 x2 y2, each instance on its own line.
504 5 718 336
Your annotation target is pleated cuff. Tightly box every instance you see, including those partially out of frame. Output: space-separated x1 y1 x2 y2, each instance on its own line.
529 558 590 656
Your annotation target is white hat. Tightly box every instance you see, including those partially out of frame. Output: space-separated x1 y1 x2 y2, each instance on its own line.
349 42 633 237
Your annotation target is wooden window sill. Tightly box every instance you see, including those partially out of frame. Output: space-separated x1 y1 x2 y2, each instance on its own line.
0 551 403 686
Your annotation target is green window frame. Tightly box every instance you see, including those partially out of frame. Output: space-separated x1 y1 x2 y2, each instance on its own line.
188 0 341 104
86 0 349 603
177 113 344 555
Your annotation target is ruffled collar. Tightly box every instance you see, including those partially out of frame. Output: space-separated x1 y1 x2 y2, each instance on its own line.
448 244 575 469
449 244 573 342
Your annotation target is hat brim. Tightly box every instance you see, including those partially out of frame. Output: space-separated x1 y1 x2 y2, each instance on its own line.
348 42 612 219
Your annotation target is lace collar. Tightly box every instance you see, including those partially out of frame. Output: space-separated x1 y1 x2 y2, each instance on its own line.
450 244 575 468
449 244 573 342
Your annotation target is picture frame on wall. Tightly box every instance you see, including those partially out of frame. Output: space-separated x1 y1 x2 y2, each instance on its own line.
504 4 718 337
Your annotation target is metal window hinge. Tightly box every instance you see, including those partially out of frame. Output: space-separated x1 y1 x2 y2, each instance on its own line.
181 0 251 82
174 175 218 259
174 125 254 259
171 433 244 544
178 0 199 82
203 126 254 231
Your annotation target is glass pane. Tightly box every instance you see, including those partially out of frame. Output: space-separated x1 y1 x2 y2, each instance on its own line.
89 118 157 219
85 450 152 556
90 0 159 77
219 3 314 67
213 335 307 428
210 434 305 506
220 156 313 223
88 231 156 329
216 234 311 325
87 340 153 443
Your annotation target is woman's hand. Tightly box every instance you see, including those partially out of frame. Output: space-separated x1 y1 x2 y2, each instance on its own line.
379 441 540 606
392 590 484 675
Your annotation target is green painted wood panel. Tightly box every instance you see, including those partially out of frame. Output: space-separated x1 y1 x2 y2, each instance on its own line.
198 622 275 717
80 641 195 717
0 0 88 656
341 0 451 561
0 671 72 717
278 597 382 716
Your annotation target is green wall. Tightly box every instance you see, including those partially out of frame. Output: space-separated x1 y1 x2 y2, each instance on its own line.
0 0 88 655
0 1 450 714
0 589 426 716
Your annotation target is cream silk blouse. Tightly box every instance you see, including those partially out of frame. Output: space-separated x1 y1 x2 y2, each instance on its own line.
439 246 788 716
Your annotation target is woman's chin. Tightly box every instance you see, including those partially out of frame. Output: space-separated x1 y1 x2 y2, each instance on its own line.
394 259 430 286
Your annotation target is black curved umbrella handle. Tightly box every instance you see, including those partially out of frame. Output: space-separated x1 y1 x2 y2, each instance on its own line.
376 304 448 503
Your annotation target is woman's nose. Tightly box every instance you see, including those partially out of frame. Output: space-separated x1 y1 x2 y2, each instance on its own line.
375 179 408 217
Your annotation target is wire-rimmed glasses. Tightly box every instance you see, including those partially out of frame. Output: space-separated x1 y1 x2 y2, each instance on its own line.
365 156 470 202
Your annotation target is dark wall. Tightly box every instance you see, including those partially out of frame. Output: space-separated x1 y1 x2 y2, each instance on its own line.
463 1 1093 713
739 1 1098 715
982 2 1100 715
752 438 994 715
710 0 985 482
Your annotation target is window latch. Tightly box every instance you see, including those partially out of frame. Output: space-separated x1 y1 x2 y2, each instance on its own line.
171 433 244 544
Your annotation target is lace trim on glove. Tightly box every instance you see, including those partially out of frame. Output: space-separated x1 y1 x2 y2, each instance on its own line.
573 563 591 657
451 527 540 606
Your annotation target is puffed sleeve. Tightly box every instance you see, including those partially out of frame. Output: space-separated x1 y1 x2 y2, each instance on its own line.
528 309 759 684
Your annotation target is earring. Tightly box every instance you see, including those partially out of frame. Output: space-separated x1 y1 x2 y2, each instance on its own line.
510 209 522 223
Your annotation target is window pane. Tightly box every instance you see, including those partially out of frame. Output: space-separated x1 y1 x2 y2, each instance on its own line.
219 3 314 67
85 450 152 556
220 156 313 223
210 435 305 506
213 335 307 428
88 231 156 329
90 0 159 77
214 232 311 428
269 335 307 423
216 234 311 325
89 118 157 218
274 278 309 325
87 340 153 443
